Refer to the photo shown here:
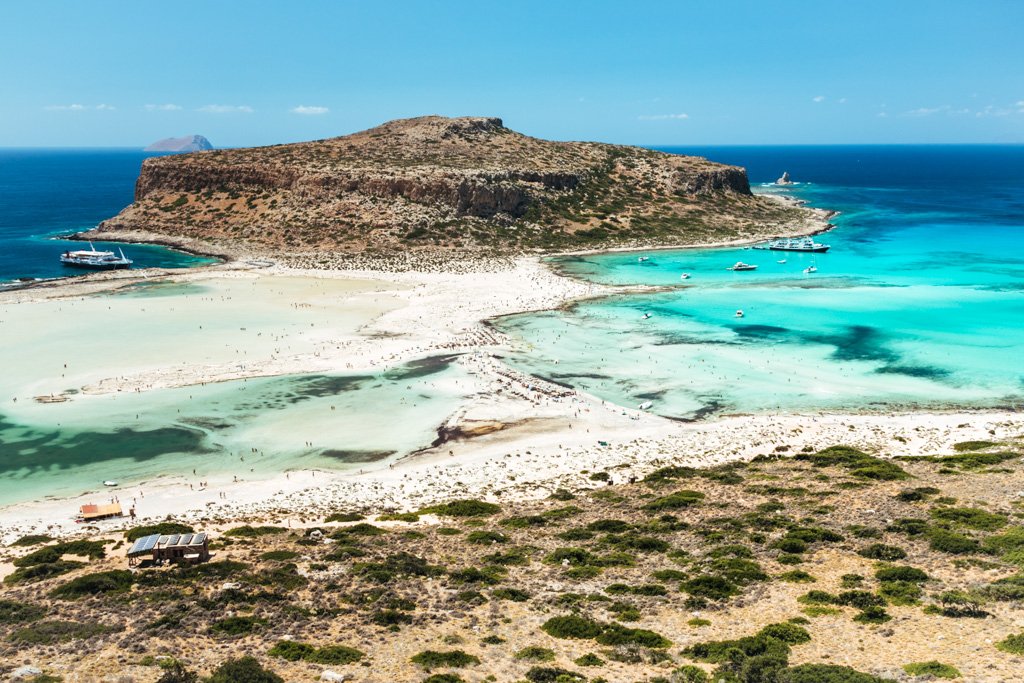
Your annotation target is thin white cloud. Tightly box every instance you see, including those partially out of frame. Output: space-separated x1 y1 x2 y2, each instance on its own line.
877 111 889 118
144 103 182 111
44 103 114 111
838 97 848 104
905 105 970 117
290 105 329 115
637 113 689 121
198 104 254 114
812 95 826 103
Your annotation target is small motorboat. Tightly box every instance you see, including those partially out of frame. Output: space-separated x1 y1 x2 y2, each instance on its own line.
638 401 653 410
777 259 787 264
680 273 691 280
103 480 118 487
727 262 758 271
638 256 649 263
642 312 653 320
804 266 818 274
735 310 745 318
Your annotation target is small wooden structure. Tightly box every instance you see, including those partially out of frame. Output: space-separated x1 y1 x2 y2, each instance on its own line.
77 502 123 522
127 532 210 566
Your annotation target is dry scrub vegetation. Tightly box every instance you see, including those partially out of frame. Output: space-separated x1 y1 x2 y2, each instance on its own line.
4 441 1024 681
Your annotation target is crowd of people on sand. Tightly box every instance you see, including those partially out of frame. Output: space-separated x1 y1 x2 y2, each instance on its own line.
278 250 521 274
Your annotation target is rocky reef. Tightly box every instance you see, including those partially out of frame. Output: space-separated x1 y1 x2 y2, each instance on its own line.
95 116 817 256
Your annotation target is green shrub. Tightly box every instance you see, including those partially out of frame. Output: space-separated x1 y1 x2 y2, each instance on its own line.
267 640 315 661
209 615 265 636
595 622 670 648
260 550 300 561
326 512 364 522
930 506 1007 531
466 530 508 544
879 581 923 605
492 587 530 602
207 657 283 683
541 615 603 639
353 552 443 582
777 664 889 682
902 661 961 678
758 622 811 644
796 446 909 480
421 499 501 517
927 528 980 554
774 538 808 553
836 591 886 609
575 653 604 666
982 526 1024 555
10 620 113 644
779 570 816 583
929 451 1018 470
857 544 907 561
502 515 547 528
448 566 505 585
9 534 53 547
422 675 464 683
125 522 194 541
887 518 929 536
0 599 45 624
853 606 891 624
410 650 480 668
545 547 594 566
514 646 555 661
14 540 106 566
996 632 1024 654
652 569 687 581
51 569 133 599
671 666 710 683
644 490 705 511
587 519 631 532
682 575 739 600
874 565 929 582
524 668 585 683
378 512 420 522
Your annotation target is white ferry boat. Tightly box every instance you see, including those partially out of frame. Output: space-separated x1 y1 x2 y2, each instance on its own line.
753 236 830 253
60 243 133 270
726 262 758 271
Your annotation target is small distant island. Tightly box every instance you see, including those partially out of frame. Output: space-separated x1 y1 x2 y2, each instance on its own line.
143 134 213 153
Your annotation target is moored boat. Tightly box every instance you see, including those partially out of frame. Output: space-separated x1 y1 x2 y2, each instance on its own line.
753 236 830 253
726 262 758 271
60 243 133 270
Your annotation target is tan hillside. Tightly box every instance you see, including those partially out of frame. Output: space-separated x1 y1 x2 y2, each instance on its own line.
90 116 822 256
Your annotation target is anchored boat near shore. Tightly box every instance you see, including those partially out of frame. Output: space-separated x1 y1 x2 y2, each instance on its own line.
753 236 830 253
60 243 133 270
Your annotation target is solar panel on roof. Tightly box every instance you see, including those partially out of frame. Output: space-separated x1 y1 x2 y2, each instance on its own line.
189 533 207 546
165 534 180 547
178 533 193 546
127 533 161 556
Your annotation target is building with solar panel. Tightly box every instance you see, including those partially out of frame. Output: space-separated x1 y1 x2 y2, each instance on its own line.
126 532 211 566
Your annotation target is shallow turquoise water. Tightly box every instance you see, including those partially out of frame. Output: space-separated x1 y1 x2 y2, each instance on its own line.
494 146 1024 420
0 356 472 505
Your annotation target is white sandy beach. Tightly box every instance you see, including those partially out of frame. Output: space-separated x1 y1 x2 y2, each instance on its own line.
1 253 1023 546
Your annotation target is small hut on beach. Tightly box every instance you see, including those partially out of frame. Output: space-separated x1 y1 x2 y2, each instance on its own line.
77 503 122 522
126 532 210 566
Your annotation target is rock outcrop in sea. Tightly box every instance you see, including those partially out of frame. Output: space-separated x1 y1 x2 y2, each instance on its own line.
776 171 793 185
97 116 816 255
143 135 214 153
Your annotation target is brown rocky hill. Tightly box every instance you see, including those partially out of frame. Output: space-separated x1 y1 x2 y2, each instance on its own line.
92 116 819 255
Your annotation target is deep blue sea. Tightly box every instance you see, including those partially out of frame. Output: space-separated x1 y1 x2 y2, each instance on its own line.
494 145 1024 419
0 149 216 286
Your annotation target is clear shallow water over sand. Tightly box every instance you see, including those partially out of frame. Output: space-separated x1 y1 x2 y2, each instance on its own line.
0 357 473 506
494 146 1024 420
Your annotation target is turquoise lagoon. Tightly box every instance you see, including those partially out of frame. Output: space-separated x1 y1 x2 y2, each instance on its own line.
493 146 1024 420
0 356 473 506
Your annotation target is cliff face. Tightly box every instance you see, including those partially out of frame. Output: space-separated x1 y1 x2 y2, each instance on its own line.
97 116 806 254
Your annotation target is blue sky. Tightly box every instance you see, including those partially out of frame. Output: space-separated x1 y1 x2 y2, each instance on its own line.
2 0 1022 147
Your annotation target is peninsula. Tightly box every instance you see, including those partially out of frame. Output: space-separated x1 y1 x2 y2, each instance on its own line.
90 116 825 260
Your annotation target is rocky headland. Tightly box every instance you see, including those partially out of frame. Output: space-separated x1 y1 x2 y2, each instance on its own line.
90 116 825 259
